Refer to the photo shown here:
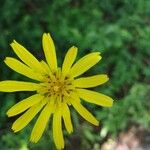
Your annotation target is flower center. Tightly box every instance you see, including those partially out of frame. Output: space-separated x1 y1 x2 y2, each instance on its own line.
53 85 60 92
38 69 75 98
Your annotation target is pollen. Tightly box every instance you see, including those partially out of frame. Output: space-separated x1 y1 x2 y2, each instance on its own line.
53 85 60 92
38 69 75 99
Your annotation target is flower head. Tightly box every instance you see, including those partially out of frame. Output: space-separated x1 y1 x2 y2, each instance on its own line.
0 33 113 149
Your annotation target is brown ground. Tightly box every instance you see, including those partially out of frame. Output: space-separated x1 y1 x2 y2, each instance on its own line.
101 125 150 150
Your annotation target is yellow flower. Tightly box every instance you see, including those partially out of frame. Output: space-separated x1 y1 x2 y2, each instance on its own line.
0 33 113 149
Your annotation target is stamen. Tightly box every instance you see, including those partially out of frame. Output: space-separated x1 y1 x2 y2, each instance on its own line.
38 68 75 103
53 85 60 92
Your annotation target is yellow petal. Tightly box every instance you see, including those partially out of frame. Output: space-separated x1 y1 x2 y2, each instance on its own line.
7 94 44 117
5 57 43 81
30 98 54 143
40 60 55 80
62 103 73 133
0 81 39 92
62 46 78 76
74 74 109 88
40 60 51 74
42 33 57 72
71 95 99 126
10 41 46 74
53 106 64 149
70 52 101 77
12 99 47 132
77 89 113 107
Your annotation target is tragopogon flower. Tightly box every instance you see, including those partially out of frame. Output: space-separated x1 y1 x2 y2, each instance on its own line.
0 33 113 149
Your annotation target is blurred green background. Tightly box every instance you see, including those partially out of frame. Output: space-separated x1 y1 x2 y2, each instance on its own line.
0 0 150 150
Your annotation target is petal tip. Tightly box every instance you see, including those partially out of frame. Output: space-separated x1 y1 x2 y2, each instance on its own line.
10 40 17 48
105 75 109 82
10 42 14 47
68 128 73 134
106 98 114 107
72 45 78 49
11 127 17 133
98 55 102 60
43 33 47 37
6 111 11 117
43 33 51 38
94 121 99 126
30 137 38 143
4 58 7 63
4 57 11 62
12 40 17 44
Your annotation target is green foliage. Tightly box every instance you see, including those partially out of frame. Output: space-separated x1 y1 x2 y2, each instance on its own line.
0 0 149 149
97 83 150 136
